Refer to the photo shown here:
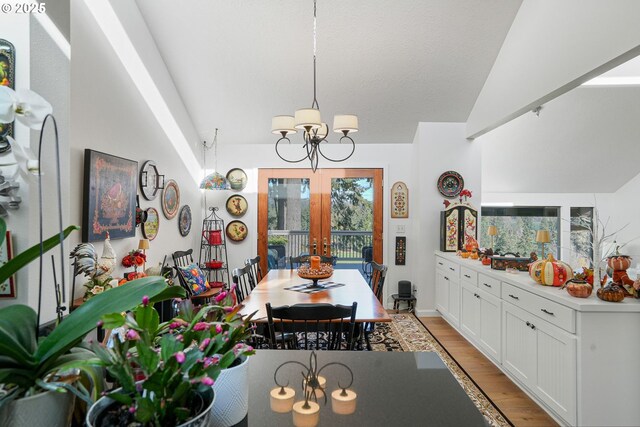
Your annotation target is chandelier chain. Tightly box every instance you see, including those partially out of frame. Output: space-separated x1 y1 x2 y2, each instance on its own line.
312 0 319 109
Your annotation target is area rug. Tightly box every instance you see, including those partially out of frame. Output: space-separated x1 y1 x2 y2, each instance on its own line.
369 313 512 427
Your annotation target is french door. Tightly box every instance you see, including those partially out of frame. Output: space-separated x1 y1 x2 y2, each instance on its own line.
257 168 383 274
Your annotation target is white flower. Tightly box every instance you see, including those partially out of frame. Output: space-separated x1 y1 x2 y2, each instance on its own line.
91 285 105 295
0 136 40 180
0 86 52 130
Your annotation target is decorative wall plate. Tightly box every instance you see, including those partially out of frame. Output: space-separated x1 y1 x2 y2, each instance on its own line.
437 171 464 198
178 205 192 237
226 220 248 242
161 179 180 219
226 194 248 217
143 207 160 240
139 160 164 201
226 168 247 191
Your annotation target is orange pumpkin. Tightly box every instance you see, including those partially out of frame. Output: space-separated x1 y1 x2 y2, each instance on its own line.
607 255 632 271
528 254 573 287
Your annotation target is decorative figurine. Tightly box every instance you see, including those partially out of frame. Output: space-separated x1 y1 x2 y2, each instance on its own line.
603 248 640 297
70 232 117 300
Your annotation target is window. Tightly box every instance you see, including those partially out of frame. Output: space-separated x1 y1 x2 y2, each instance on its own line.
481 207 560 258
570 207 593 269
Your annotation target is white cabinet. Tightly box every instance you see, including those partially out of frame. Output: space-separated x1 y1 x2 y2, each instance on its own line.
502 302 576 426
436 269 460 327
461 282 501 362
435 270 449 315
448 275 460 327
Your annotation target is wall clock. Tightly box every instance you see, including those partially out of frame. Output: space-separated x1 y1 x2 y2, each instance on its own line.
139 160 165 201
437 171 464 198
161 179 180 219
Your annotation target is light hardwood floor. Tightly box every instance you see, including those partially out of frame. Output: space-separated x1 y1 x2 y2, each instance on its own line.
419 316 558 427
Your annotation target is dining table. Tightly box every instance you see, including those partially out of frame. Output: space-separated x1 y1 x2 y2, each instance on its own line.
238 269 391 323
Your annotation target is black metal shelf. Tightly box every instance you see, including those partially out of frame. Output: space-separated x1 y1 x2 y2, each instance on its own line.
198 207 230 289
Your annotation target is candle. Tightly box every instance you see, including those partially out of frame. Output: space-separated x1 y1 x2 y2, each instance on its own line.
303 375 326 399
310 256 321 270
331 388 357 415
270 386 295 413
292 401 320 427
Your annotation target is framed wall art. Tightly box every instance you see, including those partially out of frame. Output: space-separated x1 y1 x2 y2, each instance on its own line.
139 160 165 201
226 194 248 217
143 207 160 241
178 205 192 237
82 149 138 242
226 220 248 242
0 39 16 146
391 181 408 218
161 179 180 219
0 231 16 298
226 168 247 191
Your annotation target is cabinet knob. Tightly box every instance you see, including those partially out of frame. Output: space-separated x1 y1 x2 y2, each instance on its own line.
526 321 530 326
474 293 480 299
530 323 536 330
444 276 449 281
541 309 554 316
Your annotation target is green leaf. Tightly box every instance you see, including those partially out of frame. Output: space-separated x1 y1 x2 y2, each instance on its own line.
149 285 186 304
135 396 155 423
0 305 37 366
135 305 159 335
0 225 79 284
173 407 190 422
0 218 6 246
107 391 133 406
218 350 237 370
171 381 191 408
100 312 125 329
159 334 181 364
135 342 159 374
36 277 172 363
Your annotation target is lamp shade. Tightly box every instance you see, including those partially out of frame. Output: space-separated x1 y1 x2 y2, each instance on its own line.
294 108 322 130
271 115 298 135
487 226 498 236
333 114 359 133
200 172 230 190
138 239 150 250
536 230 551 243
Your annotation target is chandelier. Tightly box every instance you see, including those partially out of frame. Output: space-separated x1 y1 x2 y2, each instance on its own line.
271 0 358 172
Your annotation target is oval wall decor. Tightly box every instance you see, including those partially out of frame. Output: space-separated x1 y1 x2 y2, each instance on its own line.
178 205 192 237
226 194 248 217
142 207 160 240
161 179 180 219
437 171 464 198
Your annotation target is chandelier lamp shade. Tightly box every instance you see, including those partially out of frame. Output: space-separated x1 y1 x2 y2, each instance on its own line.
200 128 230 190
271 0 358 172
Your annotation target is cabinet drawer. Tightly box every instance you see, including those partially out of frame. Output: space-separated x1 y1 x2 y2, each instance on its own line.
436 257 459 278
460 267 477 285
478 274 500 298
501 282 575 333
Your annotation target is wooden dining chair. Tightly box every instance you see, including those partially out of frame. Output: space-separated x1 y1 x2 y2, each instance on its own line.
364 262 388 350
172 249 220 302
244 255 263 287
266 302 358 350
232 264 256 304
289 255 336 270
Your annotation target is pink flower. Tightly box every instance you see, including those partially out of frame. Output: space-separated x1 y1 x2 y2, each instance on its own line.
214 291 227 303
215 324 223 334
142 295 149 306
169 322 180 330
199 338 211 351
128 406 136 414
193 322 209 332
175 351 186 364
125 330 140 341
96 320 104 327
201 376 214 386
224 307 234 313
176 334 184 342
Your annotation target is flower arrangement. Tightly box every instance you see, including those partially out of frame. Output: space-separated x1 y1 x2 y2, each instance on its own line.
459 188 472 203
122 250 146 271
118 271 147 286
90 287 256 426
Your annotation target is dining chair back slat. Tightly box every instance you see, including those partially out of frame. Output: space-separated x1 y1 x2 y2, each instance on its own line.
232 264 255 304
245 256 263 287
266 302 358 351
369 261 388 303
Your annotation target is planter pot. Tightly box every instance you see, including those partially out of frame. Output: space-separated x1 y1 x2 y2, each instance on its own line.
0 389 74 427
86 386 214 427
211 355 250 426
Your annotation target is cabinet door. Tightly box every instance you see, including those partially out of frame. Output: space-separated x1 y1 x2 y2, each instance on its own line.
460 282 480 341
448 278 460 327
502 303 537 387
533 318 577 425
435 271 449 315
478 289 501 362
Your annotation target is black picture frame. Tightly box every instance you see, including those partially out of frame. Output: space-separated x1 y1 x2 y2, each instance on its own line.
82 149 138 242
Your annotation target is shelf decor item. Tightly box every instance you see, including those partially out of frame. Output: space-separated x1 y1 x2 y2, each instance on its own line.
226 168 248 191
139 160 165 201
82 150 138 242
0 39 15 146
226 194 248 217
490 252 536 272
605 248 638 297
199 207 230 288
391 181 408 218
562 279 593 298
178 205 192 237
437 171 464 198
161 179 180 219
142 207 160 240
528 253 573 287
440 201 477 252
226 220 248 242
535 230 551 258
596 282 625 302
487 225 498 250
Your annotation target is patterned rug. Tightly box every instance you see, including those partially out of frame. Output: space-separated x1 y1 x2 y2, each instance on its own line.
369 313 512 427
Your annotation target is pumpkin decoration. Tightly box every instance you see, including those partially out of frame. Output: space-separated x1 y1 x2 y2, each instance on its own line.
562 279 593 298
607 254 632 271
470 250 479 260
597 282 625 303
528 254 573 287
461 250 470 259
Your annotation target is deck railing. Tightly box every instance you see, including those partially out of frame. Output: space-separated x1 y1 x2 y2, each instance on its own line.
267 230 373 261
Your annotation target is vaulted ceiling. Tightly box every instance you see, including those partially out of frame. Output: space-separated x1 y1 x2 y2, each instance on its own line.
135 0 522 144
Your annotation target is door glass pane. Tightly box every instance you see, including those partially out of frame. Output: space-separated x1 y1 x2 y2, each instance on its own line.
267 178 310 269
330 178 373 278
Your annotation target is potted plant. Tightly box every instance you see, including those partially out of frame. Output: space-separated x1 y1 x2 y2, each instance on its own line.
0 219 185 427
87 287 255 426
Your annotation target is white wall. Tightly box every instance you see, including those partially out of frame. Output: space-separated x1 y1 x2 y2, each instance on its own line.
466 0 640 139
70 0 203 294
205 142 414 309
413 123 482 316
611 171 640 261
